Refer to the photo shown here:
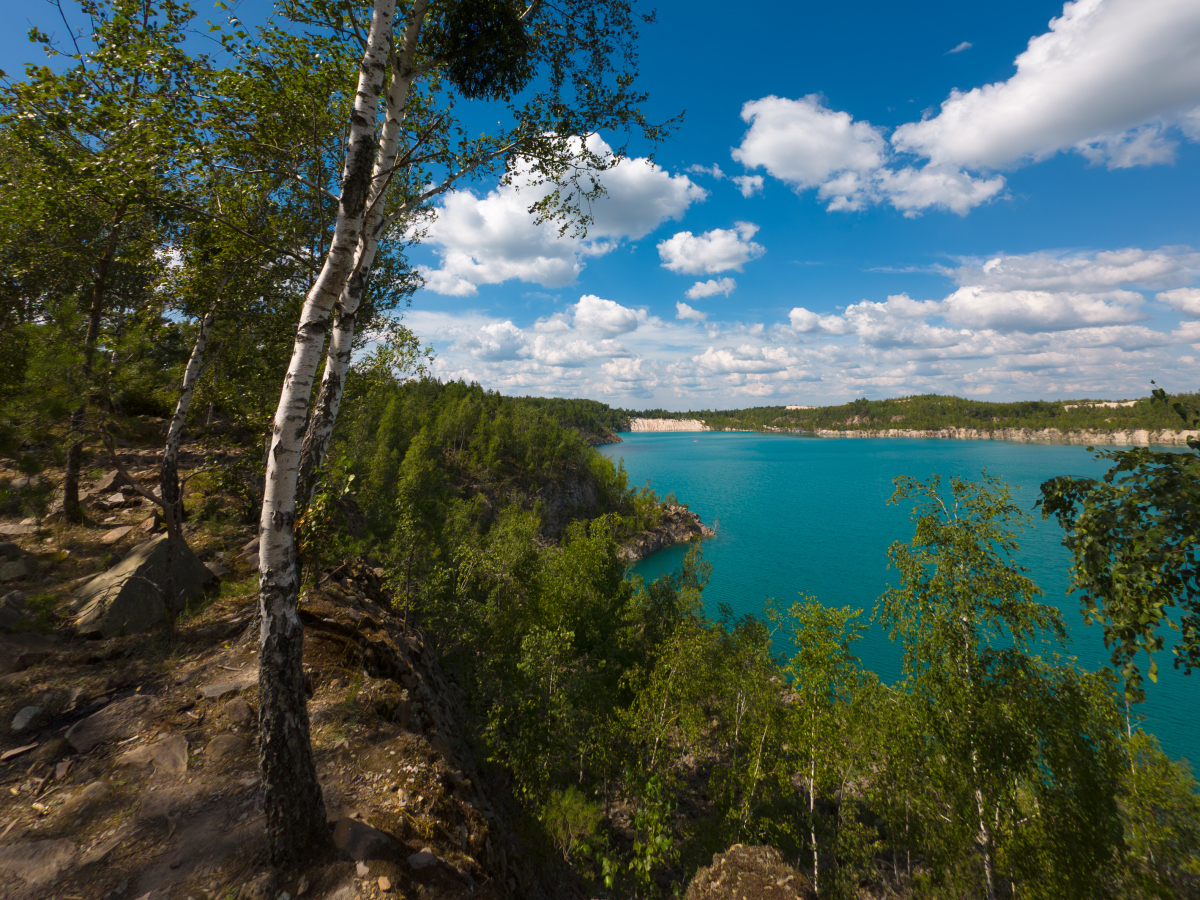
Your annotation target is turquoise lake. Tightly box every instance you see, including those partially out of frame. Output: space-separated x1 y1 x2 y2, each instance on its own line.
600 431 1196 763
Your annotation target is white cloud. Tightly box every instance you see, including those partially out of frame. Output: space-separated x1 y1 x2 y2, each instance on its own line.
732 175 764 197
459 321 529 361
940 286 1147 331
573 294 645 336
955 247 1200 291
734 2 1200 217
691 345 792 375
731 95 1005 215
873 165 1006 217
658 223 766 274
947 41 973 54
1158 287 1200 316
417 134 706 295
686 277 737 299
405 244 1200 407
892 0 1200 171
733 95 886 192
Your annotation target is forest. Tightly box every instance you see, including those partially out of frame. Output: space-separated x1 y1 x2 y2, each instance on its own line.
1 0 1199 897
617 393 1200 435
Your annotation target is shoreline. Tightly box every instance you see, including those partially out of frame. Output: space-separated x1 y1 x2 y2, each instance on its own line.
615 423 1198 447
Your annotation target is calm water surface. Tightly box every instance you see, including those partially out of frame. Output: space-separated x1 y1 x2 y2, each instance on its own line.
600 431 1196 762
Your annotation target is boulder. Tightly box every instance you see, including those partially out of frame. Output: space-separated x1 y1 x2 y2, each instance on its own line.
0 558 30 582
684 844 815 900
205 734 248 760
100 525 135 545
0 839 77 886
115 733 188 774
332 817 398 861
65 695 159 753
0 523 35 536
92 470 130 494
72 536 214 638
11 705 43 732
0 590 30 632
0 541 23 559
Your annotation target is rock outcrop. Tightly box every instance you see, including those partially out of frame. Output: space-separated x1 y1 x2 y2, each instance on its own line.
684 844 815 899
628 418 711 433
72 535 214 638
620 505 715 561
796 426 1198 445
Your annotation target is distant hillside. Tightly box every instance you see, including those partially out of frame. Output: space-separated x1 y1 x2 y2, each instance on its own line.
617 393 1200 438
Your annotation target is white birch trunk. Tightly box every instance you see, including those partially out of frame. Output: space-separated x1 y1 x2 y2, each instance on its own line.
297 0 429 503
256 0 396 865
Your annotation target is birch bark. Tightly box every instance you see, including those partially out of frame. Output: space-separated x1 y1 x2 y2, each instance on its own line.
256 0 396 865
297 0 429 503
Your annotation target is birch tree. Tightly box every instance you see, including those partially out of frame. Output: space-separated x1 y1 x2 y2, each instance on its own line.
877 473 1126 899
239 0 672 864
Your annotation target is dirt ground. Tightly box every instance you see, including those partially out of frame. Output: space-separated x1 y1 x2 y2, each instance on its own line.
0 444 543 900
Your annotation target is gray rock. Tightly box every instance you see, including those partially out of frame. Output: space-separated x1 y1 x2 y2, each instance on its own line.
8 475 45 492
65 695 159 753
0 541 23 559
59 780 112 820
11 705 42 732
115 733 187 774
0 558 30 582
241 537 260 554
332 817 397 861
225 697 253 724
0 590 29 632
246 552 260 571
100 525 135 545
205 560 231 578
200 676 256 699
0 839 77 886
0 523 35 536
204 734 247 760
407 848 437 869
73 536 214 638
93 470 129 493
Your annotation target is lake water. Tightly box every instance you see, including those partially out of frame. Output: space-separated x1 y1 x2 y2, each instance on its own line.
600 431 1195 763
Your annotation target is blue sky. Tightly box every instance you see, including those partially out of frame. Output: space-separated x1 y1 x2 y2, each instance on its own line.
5 0 1200 409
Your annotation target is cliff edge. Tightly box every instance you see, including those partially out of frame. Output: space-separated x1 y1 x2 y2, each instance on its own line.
620 505 715 561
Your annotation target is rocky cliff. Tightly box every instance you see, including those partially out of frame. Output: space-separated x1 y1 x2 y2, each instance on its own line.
794 426 1199 446
620 505 715 561
628 418 711 433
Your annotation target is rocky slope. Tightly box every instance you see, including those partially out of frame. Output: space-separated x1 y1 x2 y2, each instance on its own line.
619 505 715 561
796 425 1199 445
0 551 563 900
628 418 711 433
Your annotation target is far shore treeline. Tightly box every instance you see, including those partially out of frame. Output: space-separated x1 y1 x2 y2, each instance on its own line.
543 391 1200 436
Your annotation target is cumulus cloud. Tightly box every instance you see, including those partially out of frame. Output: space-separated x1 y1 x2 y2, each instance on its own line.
573 294 645 336
417 135 706 295
892 0 1200 171
732 174 765 197
1158 287 1200 316
686 277 737 299
940 286 1147 331
734 3 1200 217
658 223 766 274
731 95 1005 215
406 243 1200 407
954 247 1200 291
460 321 528 360
733 96 886 190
